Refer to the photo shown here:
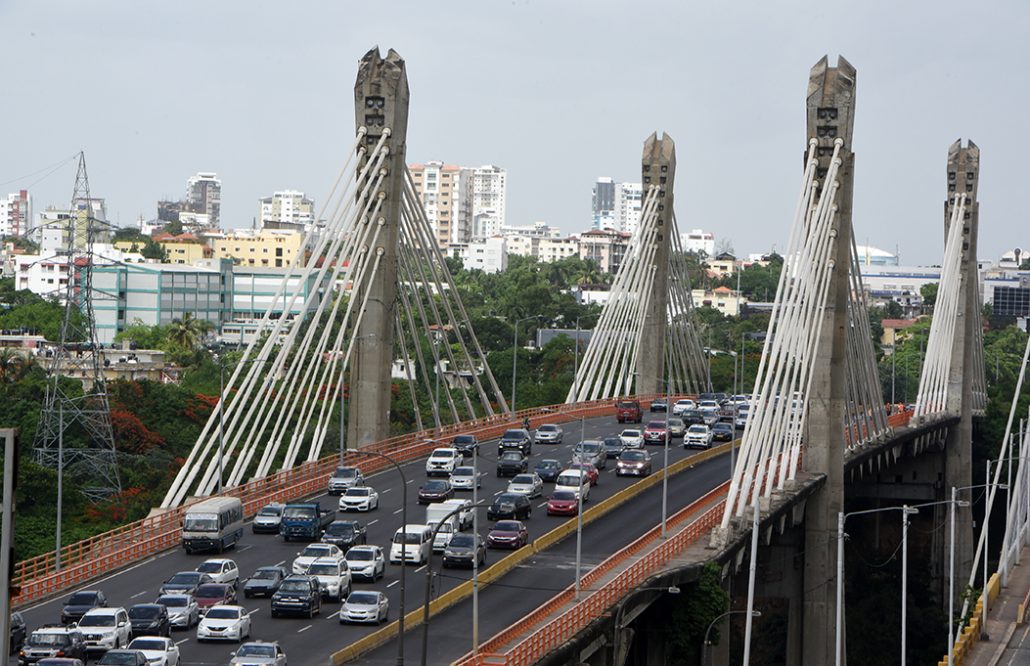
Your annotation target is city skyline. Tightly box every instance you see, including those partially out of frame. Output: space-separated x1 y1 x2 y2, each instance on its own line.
2 1 1027 265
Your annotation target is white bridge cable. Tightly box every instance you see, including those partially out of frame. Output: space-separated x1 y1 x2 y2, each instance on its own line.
394 252 448 429
161 129 386 507
393 310 427 433
667 218 711 393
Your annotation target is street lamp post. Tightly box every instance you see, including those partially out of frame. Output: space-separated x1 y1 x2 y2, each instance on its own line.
350 449 409 666
703 609 761 666
511 315 542 415
900 505 918 666
612 585 681 662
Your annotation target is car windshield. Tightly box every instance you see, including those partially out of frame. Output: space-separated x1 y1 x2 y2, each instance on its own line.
307 563 338 575
448 534 474 547
715 424 732 430
79 614 116 627
237 644 275 658
452 467 473 476
499 452 522 461
617 402 637 409
621 451 646 461
278 580 311 593
346 549 374 561
431 450 454 458
128 606 160 619
668 419 684 426
196 561 224 573
537 459 559 468
551 491 576 501
347 592 379 605
301 546 331 557
204 608 240 619
604 438 622 447
689 426 707 433
423 481 448 491
129 639 166 651
156 596 187 607
494 521 520 531
647 421 666 429
393 531 424 545
258 506 282 516
453 435 475 444
326 523 355 535
622 430 640 437
100 652 141 665
511 475 534 484
194 585 226 598
29 634 70 647
345 487 371 497
67 592 99 605
183 514 218 532
334 468 358 478
251 569 280 580
282 506 316 519
538 425 557 432
495 493 520 503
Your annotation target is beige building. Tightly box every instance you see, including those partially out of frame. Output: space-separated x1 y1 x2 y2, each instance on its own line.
409 162 474 248
579 228 631 274
152 232 212 265
210 228 305 268
260 190 315 230
691 286 746 316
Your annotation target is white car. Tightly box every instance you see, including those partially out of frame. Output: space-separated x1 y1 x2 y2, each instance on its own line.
506 473 544 498
305 557 352 600
534 423 563 444
339 590 389 625
698 400 721 415
78 607 132 655
127 636 181 666
196 605 251 642
338 486 379 512
619 429 644 448
155 594 199 629
327 466 364 495
425 448 461 476
230 642 287 666
344 545 386 582
291 543 344 574
685 424 714 449
195 558 239 586
671 399 696 416
449 466 481 490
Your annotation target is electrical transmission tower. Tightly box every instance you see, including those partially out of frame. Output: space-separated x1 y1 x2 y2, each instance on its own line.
33 152 121 501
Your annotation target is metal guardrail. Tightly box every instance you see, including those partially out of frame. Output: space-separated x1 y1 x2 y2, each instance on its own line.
13 394 661 608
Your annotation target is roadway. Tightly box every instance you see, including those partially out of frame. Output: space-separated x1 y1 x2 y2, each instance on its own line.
10 412 728 666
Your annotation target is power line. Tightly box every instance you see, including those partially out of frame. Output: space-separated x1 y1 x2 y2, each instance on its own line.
0 153 79 188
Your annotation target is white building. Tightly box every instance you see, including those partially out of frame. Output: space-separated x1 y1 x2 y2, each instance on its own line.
680 229 715 257
854 245 899 266
615 182 643 235
501 221 562 240
538 237 579 263
409 162 474 248
186 172 221 228
456 236 508 273
260 190 315 229
13 243 145 301
472 166 506 238
1 190 31 238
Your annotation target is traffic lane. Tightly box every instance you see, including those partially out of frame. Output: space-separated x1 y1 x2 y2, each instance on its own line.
353 451 733 665
8 416 617 662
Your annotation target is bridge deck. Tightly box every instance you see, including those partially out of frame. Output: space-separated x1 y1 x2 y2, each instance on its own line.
960 543 1030 666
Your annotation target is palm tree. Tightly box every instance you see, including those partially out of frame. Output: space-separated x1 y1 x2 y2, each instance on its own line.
0 348 25 384
167 313 211 349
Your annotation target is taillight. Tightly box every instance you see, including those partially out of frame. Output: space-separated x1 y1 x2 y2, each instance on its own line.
56 651 66 657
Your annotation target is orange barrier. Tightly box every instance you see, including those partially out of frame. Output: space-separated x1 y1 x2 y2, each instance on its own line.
13 394 661 608
455 481 730 665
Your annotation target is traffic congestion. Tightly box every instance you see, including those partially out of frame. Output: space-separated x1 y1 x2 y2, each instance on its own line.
9 396 747 666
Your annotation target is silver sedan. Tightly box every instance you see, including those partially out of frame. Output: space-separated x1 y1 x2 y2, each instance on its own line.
339 590 389 625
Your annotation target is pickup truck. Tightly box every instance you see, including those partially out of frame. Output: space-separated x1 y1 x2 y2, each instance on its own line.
280 503 335 541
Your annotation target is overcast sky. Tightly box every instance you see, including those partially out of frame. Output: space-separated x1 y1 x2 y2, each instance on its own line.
2 1 1026 265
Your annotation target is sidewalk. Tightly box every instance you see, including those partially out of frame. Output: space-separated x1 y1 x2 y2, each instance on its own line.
963 544 1030 666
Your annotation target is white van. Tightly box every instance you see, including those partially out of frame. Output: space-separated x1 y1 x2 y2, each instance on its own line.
389 524 433 565
439 498 474 530
554 469 591 502
182 497 244 554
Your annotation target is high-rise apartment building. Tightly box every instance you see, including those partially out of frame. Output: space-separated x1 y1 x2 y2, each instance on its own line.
0 190 31 237
471 165 507 238
259 190 315 230
592 177 616 229
592 177 642 233
409 162 474 248
186 172 221 228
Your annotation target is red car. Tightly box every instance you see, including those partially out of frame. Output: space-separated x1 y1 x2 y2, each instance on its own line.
616 400 642 424
568 462 600 486
643 420 669 445
546 490 580 516
193 583 236 614
487 520 529 549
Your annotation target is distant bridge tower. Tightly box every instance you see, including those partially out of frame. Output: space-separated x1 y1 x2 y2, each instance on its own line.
800 55 857 664
636 133 675 394
348 48 409 448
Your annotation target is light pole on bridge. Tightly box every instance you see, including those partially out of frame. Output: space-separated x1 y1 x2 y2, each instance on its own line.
703 609 761 666
511 315 543 415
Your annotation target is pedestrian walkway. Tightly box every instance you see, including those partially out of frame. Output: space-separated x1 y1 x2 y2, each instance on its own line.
960 544 1030 666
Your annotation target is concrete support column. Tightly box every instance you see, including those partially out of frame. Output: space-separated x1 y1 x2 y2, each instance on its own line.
636 133 674 395
348 48 409 448
943 139 980 610
800 55 857 665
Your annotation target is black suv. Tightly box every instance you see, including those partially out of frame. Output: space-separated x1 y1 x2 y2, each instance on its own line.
271 575 322 618
451 434 479 456
321 520 367 550
127 604 170 638
60 590 108 625
711 422 734 442
496 451 528 478
534 459 562 482
682 409 704 426
487 493 533 521
19 627 88 665
498 429 532 455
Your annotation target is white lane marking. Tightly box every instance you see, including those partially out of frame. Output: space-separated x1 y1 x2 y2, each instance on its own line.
327 610 341 619
393 508 403 515
415 565 427 573
297 624 313 633
537 502 547 508
406 479 414 484
381 488 393 494
367 519 379 526
387 580 399 588
248 608 261 615
130 590 148 599
236 544 253 552
175 638 190 645
274 560 285 567
493 491 503 496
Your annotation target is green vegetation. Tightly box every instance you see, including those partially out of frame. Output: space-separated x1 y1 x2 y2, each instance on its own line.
665 561 729 664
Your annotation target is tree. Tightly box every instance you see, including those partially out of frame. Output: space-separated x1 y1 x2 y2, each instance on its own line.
167 312 211 349
665 562 729 663
920 282 938 309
